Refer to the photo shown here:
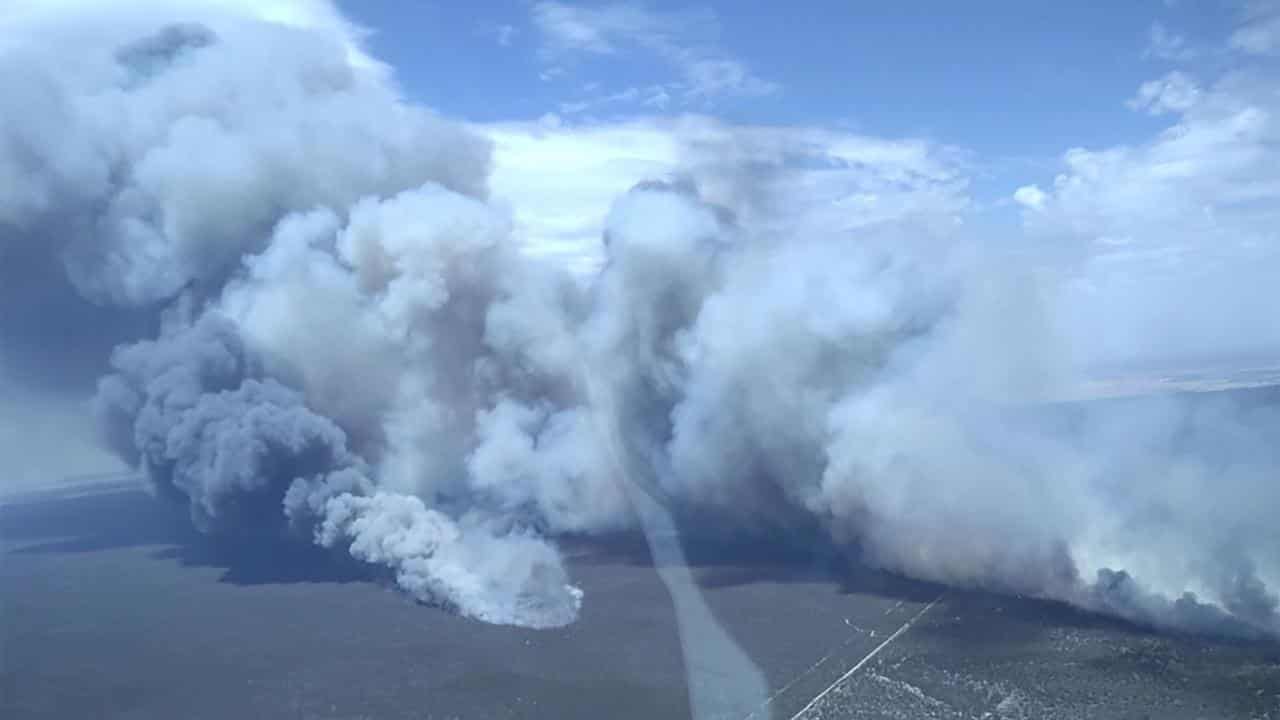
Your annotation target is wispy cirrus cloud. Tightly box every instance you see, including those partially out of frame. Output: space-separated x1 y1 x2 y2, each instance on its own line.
1143 21 1197 61
530 1 777 108
1127 70 1201 115
494 22 517 47
1231 0 1280 54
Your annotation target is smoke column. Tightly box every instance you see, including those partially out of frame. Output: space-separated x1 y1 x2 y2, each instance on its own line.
3 2 1278 636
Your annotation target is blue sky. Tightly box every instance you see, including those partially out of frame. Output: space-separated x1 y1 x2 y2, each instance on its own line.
332 0 1265 235
341 1 1225 156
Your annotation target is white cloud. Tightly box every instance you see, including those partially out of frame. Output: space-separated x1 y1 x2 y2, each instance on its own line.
1017 59 1280 365
557 84 671 115
478 116 967 274
1013 184 1047 210
530 2 777 104
1024 71 1278 247
531 1 634 54
679 56 777 100
1127 71 1201 115
538 65 566 82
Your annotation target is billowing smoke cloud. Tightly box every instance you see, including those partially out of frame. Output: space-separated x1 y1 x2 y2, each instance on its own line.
4 1 1278 638
2 2 587 627
590 183 1280 638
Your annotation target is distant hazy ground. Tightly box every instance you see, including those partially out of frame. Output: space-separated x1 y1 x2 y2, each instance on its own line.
1074 364 1280 401
0 380 128 498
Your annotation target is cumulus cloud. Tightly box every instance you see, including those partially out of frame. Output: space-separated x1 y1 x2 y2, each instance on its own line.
1015 25 1280 368
1012 184 1047 210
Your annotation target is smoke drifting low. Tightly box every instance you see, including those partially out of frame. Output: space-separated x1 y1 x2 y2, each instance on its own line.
5 4 1278 636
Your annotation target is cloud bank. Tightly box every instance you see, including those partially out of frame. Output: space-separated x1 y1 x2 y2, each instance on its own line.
1017 9 1280 369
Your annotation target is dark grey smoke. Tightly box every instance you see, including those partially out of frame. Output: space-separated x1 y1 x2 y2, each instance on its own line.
95 313 356 532
95 310 582 627
3 2 1278 638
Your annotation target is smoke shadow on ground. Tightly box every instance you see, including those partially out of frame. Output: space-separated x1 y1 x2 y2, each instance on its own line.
1 483 370 586
916 587 1157 650
564 529 945 605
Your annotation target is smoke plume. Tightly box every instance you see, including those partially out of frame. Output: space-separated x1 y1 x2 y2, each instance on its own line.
4 2 1278 637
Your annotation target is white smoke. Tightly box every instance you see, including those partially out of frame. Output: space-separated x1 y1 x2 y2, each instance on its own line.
4 1 1278 637
586 180 1280 637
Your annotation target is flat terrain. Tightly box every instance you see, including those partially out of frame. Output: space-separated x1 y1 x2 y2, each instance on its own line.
2 481 1279 719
